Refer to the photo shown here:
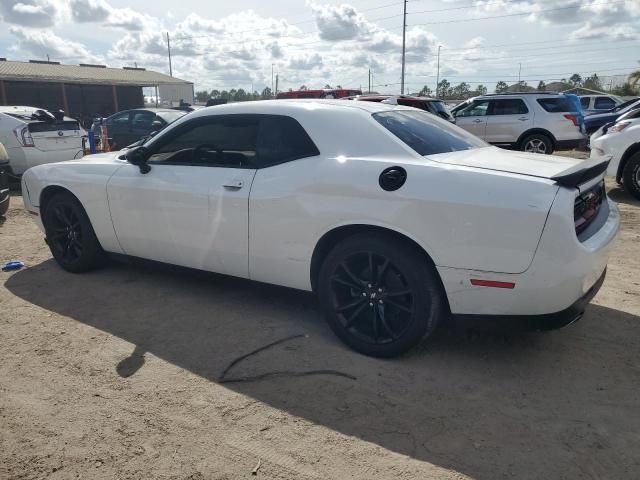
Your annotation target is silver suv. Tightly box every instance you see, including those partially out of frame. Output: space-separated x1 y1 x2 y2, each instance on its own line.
451 93 586 154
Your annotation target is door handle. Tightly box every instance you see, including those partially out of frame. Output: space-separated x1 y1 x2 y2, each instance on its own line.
223 179 244 190
473 118 484 123
518 117 529 121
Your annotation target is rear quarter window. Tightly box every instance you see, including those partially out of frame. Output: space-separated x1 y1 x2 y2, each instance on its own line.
537 98 575 113
28 120 80 132
373 110 486 156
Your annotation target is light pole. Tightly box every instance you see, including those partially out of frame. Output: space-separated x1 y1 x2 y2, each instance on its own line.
400 0 407 94
435 45 441 98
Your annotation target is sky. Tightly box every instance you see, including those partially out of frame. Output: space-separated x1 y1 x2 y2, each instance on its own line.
0 0 638 94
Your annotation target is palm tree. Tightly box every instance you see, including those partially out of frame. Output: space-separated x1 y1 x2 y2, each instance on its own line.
630 70 640 87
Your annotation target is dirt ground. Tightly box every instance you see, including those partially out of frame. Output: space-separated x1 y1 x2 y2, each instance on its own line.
1 171 639 479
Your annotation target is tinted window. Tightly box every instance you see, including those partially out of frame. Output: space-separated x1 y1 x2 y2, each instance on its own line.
455 100 490 117
148 115 258 167
490 99 528 115
537 97 575 113
594 97 616 109
373 110 487 156
580 97 590 108
131 111 156 129
257 116 319 167
108 112 129 125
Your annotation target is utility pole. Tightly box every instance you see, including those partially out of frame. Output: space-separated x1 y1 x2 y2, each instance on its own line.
400 0 407 94
271 63 274 97
518 62 522 87
166 32 173 76
435 45 441 98
368 68 371 93
275 74 279 96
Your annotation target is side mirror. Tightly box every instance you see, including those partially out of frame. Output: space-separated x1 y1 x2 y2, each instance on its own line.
125 146 151 174
151 120 163 129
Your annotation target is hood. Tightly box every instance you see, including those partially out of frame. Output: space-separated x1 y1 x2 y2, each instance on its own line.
427 146 605 186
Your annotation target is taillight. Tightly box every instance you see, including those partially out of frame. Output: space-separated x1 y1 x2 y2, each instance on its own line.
609 121 630 133
13 125 34 147
564 114 579 126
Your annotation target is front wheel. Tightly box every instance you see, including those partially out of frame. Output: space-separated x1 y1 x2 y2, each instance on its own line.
317 232 447 357
42 192 105 272
622 152 640 200
520 133 553 155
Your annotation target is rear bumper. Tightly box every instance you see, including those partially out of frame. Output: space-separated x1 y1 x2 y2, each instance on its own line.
452 268 606 331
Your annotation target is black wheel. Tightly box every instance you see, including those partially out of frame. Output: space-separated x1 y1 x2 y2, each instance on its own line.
317 232 446 357
42 192 105 272
520 133 553 155
622 152 640 200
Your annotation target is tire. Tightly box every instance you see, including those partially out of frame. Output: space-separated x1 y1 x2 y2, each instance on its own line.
317 232 447 357
622 152 640 200
42 192 105 272
520 133 553 155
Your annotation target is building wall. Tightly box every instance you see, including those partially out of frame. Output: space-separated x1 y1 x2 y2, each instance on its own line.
1 80 144 127
158 83 194 106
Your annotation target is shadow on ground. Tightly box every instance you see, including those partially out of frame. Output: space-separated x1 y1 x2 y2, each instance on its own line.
6 259 640 479
607 185 640 207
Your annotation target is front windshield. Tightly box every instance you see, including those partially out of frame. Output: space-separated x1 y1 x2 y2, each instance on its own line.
373 110 487 156
157 110 187 124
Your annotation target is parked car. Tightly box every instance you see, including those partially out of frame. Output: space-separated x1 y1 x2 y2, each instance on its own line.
590 109 640 199
451 93 586 154
22 100 618 357
92 108 187 150
579 95 623 114
0 142 9 216
583 99 640 134
345 95 455 123
0 106 85 176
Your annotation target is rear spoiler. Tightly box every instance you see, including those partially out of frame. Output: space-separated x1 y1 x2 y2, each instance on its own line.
550 156 610 188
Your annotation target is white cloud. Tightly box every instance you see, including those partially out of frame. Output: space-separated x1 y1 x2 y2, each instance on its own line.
9 27 100 63
309 2 371 41
289 53 323 70
0 0 60 27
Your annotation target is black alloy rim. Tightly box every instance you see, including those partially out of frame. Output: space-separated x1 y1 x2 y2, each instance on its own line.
48 204 83 263
330 252 415 344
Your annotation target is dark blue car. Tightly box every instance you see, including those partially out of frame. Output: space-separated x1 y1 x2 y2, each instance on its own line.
584 98 640 134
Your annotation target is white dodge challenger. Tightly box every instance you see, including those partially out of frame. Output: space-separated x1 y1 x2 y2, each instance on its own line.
22 100 619 357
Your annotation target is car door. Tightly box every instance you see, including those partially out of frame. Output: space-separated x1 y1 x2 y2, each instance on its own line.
106 114 259 278
105 111 131 150
452 100 490 139
484 98 532 144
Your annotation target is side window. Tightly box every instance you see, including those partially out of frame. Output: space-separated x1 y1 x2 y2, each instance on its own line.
594 97 616 110
256 116 320 167
108 112 130 126
489 99 528 115
455 100 490 117
580 97 590 109
148 115 258 167
130 111 156 129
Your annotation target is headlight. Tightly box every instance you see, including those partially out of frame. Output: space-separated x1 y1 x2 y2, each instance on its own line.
609 121 630 133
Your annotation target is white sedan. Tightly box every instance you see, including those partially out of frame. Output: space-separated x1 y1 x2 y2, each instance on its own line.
21 100 619 357
590 109 640 200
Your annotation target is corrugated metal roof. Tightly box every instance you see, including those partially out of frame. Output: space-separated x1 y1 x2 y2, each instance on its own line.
0 61 191 86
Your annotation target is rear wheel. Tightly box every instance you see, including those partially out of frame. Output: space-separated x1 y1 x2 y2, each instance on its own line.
520 133 553 155
622 152 640 200
43 192 105 272
317 232 446 357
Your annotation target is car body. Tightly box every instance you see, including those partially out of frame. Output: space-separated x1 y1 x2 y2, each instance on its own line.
92 108 187 150
451 93 586 154
579 95 623 114
22 100 619 356
590 110 640 199
344 95 455 123
584 99 640 134
0 142 9 216
0 107 85 176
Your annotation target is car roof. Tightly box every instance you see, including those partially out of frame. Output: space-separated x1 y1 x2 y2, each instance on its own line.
184 99 414 118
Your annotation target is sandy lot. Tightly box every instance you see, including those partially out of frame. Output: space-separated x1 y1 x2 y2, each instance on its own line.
1 178 639 480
